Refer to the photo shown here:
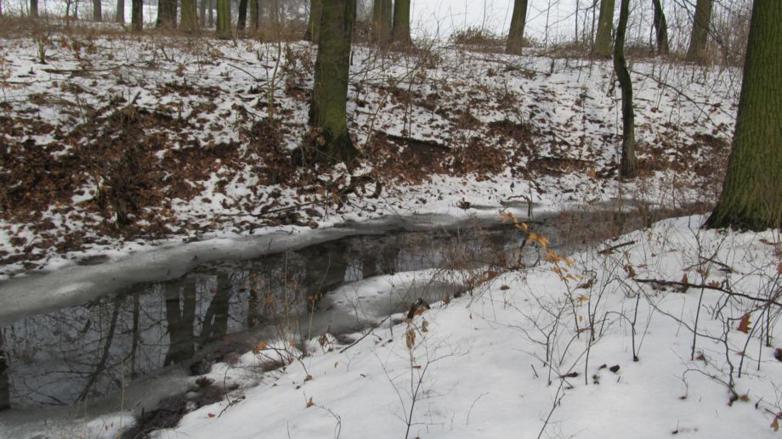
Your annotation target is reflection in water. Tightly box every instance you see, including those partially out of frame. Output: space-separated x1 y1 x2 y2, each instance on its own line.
0 226 522 410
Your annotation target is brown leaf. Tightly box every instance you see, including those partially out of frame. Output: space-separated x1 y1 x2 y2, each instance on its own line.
772 416 779 432
737 313 752 334
405 328 416 350
777 262 782 275
306 397 314 408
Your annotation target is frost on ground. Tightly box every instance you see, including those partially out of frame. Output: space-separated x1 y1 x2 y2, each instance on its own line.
0 28 738 277
139 216 782 439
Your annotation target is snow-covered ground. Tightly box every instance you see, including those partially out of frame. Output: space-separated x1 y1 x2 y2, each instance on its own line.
148 216 782 438
0 31 739 279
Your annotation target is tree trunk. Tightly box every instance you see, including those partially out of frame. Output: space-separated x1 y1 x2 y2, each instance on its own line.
181 0 198 32
199 0 206 26
593 0 614 58
651 0 669 55
310 0 358 164
613 0 637 178
686 0 712 63
208 0 214 27
506 0 528 55
237 0 248 31
163 282 197 366
156 0 177 29
216 0 231 38
706 0 782 231
30 0 38 17
392 0 411 46
115 0 124 23
131 0 142 31
93 0 102 21
304 0 322 42
371 0 391 44
249 0 259 30
0 331 9 411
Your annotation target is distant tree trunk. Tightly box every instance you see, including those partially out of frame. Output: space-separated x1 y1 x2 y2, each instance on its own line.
249 0 259 30
391 0 411 46
181 0 198 32
593 0 614 58
30 0 38 17
216 0 231 38
613 0 637 178
199 0 206 26
237 0 248 31
270 0 280 29
371 0 391 44
686 0 712 63
310 0 358 163
131 0 142 30
163 282 197 366
156 0 177 29
115 0 124 23
706 0 781 231
208 0 214 27
93 0 102 21
0 331 9 411
304 0 322 42
651 0 669 55
506 0 528 55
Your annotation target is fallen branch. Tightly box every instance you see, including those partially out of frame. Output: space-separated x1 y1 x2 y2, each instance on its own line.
598 240 636 255
634 278 782 308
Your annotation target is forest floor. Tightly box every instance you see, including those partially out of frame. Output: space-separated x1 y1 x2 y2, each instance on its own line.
0 24 739 278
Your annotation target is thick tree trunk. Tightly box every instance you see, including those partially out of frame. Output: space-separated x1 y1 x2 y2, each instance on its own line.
92 0 102 21
310 0 358 163
506 0 528 55
115 0 124 23
391 0 411 46
686 0 712 63
651 0 669 55
30 0 38 17
613 0 637 178
237 0 248 31
216 0 231 38
304 0 322 42
163 282 196 366
593 0 614 58
706 0 782 231
156 0 177 29
131 0 142 31
181 0 198 32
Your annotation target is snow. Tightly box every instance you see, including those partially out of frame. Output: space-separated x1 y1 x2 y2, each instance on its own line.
128 215 781 438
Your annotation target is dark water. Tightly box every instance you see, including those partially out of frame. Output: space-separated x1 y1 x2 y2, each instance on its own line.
0 224 528 410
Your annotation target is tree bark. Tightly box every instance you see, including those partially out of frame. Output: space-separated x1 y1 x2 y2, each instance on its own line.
199 0 206 26
208 0 214 27
237 0 248 31
686 0 712 63
156 0 177 29
593 0 614 58
392 0 411 46
304 0 322 42
613 0 637 178
131 0 142 31
92 0 102 21
371 0 391 44
506 0 528 55
30 0 38 17
216 0 231 38
706 0 782 231
181 0 198 33
0 331 9 411
115 0 124 23
651 0 669 55
249 0 259 30
310 0 358 164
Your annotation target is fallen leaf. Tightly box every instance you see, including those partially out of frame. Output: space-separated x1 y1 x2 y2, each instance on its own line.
306 397 314 408
737 313 752 333
405 328 416 350
771 416 779 432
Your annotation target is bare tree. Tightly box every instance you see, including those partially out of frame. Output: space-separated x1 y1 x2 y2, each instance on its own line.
614 0 637 177
594 0 615 58
687 0 713 62
392 0 412 46
651 0 669 54
506 0 529 55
